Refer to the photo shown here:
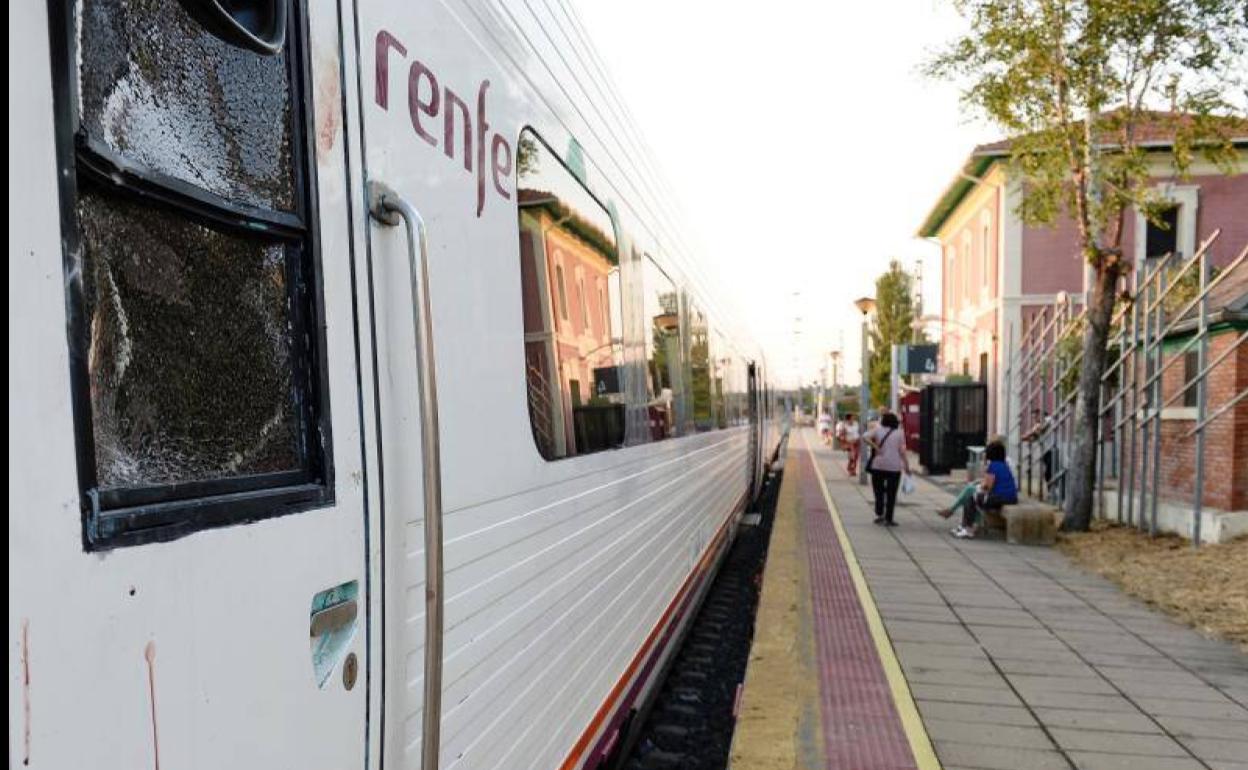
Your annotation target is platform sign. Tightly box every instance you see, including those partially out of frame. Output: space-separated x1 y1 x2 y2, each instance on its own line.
899 344 938 376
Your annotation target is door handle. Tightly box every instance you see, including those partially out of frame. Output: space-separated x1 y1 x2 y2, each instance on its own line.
369 182 445 770
310 599 358 638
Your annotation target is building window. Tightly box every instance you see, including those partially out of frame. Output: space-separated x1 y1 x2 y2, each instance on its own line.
517 128 623 460
55 0 331 547
979 352 989 383
643 255 683 441
1146 205 1180 260
1183 350 1200 408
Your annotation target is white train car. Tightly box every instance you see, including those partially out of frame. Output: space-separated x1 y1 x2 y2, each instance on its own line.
8 1 785 768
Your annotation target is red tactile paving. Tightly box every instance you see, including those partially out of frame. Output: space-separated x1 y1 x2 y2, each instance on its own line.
798 451 918 770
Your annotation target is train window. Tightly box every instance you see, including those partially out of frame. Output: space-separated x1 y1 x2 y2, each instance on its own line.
643 256 683 441
54 0 329 547
517 128 624 460
78 0 296 211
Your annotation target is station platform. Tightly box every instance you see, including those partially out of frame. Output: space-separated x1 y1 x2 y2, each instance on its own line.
730 429 1248 770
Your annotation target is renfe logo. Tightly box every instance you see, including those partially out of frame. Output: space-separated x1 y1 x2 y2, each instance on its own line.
374 30 514 217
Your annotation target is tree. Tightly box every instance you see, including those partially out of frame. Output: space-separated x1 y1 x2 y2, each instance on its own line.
928 0 1246 531
869 261 921 407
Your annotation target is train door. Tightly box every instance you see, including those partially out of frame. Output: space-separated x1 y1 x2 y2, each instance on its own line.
747 362 762 501
9 2 369 768
354 1 523 765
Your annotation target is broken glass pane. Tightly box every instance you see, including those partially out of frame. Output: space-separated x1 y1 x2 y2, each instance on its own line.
78 0 296 212
78 190 302 489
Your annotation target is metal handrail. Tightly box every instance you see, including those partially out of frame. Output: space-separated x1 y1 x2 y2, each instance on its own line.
368 182 444 770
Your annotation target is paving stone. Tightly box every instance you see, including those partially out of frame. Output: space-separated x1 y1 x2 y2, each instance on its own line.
1131 697 1248 721
1177 737 1248 763
923 718 1057 750
995 658 1098 677
1016 690 1141 713
896 640 990 659
1114 681 1237 702
885 619 979 643
917 700 1040 727
911 683 1025 707
1067 751 1205 769
1047 728 1188 756
1156 715 1248 741
1033 708 1163 734
1006 674 1118 695
903 653 999 674
934 741 1070 770
906 667 1016 688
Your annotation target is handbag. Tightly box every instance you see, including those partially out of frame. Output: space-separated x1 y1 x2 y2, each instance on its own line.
865 428 895 473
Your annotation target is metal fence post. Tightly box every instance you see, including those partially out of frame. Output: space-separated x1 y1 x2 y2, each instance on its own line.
1192 257 1209 546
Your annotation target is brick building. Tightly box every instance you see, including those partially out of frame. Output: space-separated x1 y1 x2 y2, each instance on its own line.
1154 270 1248 512
918 114 1248 534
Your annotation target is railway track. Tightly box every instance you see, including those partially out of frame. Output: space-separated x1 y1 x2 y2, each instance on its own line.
621 453 785 770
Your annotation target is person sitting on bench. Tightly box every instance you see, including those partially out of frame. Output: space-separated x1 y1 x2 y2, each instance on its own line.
937 440 1017 539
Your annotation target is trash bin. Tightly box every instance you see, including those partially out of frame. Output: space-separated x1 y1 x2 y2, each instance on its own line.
965 446 986 483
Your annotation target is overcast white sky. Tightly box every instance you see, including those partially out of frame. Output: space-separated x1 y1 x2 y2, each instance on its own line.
575 1 999 388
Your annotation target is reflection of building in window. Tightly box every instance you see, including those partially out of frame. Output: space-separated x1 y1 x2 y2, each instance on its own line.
688 307 718 432
555 264 569 320
644 255 683 440
578 275 589 331
516 129 622 460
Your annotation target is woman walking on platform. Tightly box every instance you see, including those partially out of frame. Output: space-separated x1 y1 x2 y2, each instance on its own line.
864 412 910 526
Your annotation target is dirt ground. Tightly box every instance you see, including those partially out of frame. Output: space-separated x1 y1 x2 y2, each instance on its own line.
1057 521 1248 652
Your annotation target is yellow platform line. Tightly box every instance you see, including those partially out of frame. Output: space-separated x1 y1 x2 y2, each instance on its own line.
800 431 942 770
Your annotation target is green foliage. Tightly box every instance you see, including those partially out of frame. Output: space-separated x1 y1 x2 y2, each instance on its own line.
1056 320 1086 400
868 260 921 406
1162 263 1221 317
927 0 1246 263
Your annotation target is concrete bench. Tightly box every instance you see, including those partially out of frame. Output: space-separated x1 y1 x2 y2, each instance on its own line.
980 502 1059 545
1005 502 1059 545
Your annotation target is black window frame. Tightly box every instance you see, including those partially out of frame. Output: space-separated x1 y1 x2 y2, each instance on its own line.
1145 205 1180 260
47 0 334 550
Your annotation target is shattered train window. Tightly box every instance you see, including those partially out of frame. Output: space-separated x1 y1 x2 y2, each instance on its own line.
77 0 296 211
79 191 302 489
56 0 330 546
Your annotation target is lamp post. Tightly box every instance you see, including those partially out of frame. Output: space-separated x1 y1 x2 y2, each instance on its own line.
854 296 876 484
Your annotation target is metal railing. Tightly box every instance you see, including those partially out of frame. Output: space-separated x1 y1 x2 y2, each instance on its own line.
1002 230 1247 545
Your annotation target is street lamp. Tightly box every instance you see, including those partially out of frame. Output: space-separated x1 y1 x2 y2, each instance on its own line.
854 297 876 485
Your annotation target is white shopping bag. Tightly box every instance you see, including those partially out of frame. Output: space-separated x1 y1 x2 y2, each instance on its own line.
901 474 916 495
